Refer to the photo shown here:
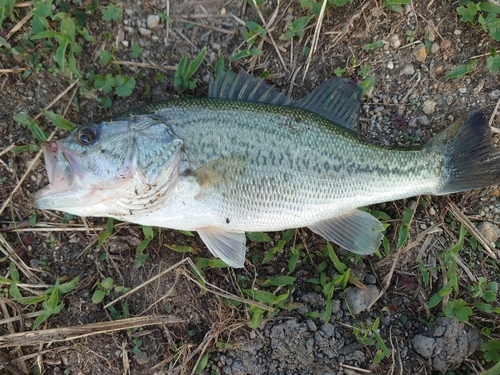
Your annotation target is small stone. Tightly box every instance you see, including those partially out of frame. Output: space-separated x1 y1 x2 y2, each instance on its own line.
402 64 415 75
431 42 440 54
147 15 160 29
124 26 135 34
420 223 427 230
388 34 401 49
454 29 462 35
412 335 435 358
458 87 467 94
413 44 427 62
422 100 437 114
121 40 129 47
429 207 436 215
344 285 380 315
440 39 452 50
364 274 377 284
489 90 500 99
321 323 335 337
477 221 500 243
125 8 134 16
416 115 429 126
306 320 317 332
138 27 152 37
387 61 394 69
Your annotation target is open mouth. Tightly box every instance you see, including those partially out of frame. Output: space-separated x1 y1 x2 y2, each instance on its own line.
33 141 80 208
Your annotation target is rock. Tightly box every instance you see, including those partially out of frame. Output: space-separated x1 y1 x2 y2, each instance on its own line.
416 115 429 126
477 221 500 243
387 61 394 69
364 274 377 284
440 39 452 50
388 34 401 49
413 335 435 358
422 100 436 114
430 42 440 54
138 27 152 37
458 87 467 94
306 319 317 331
489 89 500 99
270 319 315 366
413 44 427 62
147 15 160 29
344 285 380 315
402 64 415 75
321 323 335 337
412 317 482 373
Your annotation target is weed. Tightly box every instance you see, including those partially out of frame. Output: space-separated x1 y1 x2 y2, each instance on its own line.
92 277 114 304
444 60 478 79
405 30 415 43
280 15 313 41
0 263 79 329
232 21 265 61
101 3 122 22
383 0 411 12
131 42 143 58
136 225 154 268
362 40 384 50
174 49 206 92
352 317 391 364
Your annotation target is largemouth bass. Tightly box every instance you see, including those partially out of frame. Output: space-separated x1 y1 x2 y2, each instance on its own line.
34 70 500 267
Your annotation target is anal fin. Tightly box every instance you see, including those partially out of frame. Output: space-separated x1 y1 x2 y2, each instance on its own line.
308 209 384 255
197 227 247 268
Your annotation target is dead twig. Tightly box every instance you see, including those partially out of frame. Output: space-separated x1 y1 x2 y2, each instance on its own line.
447 201 498 260
0 315 183 348
0 351 27 375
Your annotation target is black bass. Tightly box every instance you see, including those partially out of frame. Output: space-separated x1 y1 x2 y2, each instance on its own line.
34 71 500 267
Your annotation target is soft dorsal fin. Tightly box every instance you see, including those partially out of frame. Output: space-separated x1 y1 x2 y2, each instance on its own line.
209 70 296 107
296 78 362 130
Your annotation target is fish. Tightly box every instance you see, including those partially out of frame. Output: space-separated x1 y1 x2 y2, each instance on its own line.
33 70 500 267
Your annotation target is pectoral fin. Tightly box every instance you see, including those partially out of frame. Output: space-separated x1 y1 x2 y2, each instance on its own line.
197 227 247 268
308 210 384 255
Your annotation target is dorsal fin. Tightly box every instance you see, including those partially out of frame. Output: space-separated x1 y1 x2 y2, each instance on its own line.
209 70 295 107
296 78 362 131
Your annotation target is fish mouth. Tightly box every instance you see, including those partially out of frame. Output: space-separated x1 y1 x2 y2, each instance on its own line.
33 141 83 209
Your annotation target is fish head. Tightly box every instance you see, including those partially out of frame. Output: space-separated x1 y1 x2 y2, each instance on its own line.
34 116 183 217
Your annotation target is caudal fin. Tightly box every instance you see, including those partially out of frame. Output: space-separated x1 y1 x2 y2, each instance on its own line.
428 111 500 195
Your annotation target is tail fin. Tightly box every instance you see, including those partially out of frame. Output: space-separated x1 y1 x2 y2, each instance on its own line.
427 111 500 195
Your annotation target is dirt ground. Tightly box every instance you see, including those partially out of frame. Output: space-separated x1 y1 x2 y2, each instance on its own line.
1 0 500 374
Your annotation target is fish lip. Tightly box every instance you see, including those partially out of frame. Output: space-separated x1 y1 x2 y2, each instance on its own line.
33 141 82 208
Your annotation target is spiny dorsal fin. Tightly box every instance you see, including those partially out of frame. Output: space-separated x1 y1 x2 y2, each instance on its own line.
296 78 362 131
209 70 296 107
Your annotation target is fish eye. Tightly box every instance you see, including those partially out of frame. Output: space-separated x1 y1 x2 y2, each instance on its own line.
76 125 98 145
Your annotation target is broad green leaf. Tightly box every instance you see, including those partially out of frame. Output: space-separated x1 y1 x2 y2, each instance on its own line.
165 244 193 253
444 60 477 79
142 225 154 240
208 259 229 268
135 253 148 268
185 49 206 78
246 232 272 242
43 110 75 130
244 289 277 304
13 114 48 142
60 16 76 42
92 289 106 304
248 307 264 328
56 276 79 294
56 40 68 71
428 293 442 308
267 276 296 286
194 352 209 374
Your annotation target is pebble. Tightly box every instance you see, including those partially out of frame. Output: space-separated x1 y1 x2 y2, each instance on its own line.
138 27 152 37
306 320 317 331
147 15 160 29
402 64 415 75
489 90 500 99
124 26 135 34
431 42 440 54
422 100 437 114
364 274 377 284
416 115 429 126
387 61 394 69
344 285 380 315
412 335 435 358
477 221 500 243
413 44 427 62
429 207 436 215
454 29 462 35
321 323 335 337
388 34 401 49
121 40 129 47
458 87 467 94
440 39 452 50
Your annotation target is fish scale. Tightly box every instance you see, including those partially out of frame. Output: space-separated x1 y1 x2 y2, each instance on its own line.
34 70 500 268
